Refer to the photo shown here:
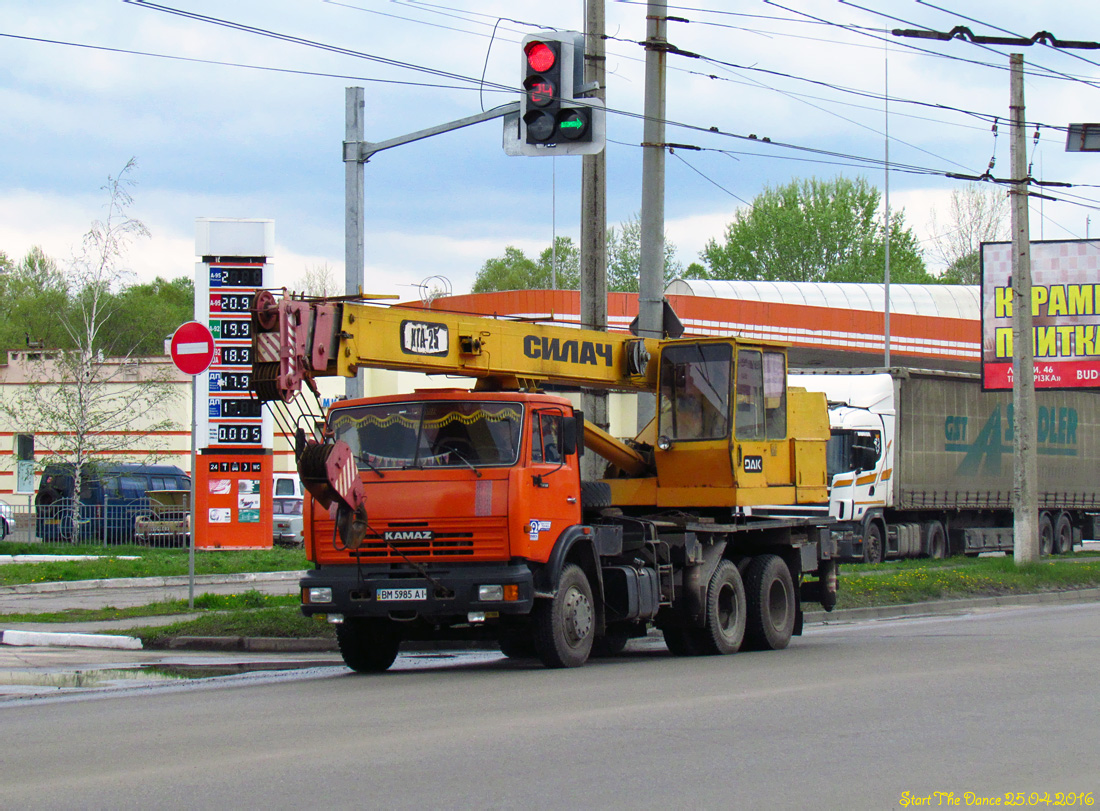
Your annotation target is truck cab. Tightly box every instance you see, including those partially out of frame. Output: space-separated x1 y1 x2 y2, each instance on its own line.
301 389 585 651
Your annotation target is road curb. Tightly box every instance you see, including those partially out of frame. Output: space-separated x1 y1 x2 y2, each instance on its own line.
168 635 338 653
0 629 143 650
804 586 1100 624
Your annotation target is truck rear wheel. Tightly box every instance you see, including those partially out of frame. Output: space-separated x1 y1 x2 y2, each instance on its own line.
743 554 796 651
924 521 947 560
336 618 401 673
662 623 702 656
591 628 631 657
696 560 746 655
1038 512 1054 556
534 563 595 668
1054 512 1073 555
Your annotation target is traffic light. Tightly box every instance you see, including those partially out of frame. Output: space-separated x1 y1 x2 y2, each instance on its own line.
507 31 605 157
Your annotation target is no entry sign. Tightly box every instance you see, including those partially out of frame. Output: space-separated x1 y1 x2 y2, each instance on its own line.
170 321 216 376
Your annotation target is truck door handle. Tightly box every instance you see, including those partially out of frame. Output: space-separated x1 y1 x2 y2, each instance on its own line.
567 497 577 504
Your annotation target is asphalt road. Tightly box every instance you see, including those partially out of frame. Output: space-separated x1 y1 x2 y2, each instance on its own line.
1 601 1097 809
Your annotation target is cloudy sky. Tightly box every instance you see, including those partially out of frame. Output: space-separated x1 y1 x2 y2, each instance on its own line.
3 0 1099 300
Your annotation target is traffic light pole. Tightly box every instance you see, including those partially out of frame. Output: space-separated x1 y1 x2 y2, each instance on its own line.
341 92 521 391
345 88 365 401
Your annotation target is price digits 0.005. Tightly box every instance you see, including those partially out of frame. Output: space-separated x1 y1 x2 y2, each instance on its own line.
217 424 262 444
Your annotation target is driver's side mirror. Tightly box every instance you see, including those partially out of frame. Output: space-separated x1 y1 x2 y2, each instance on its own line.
562 412 583 458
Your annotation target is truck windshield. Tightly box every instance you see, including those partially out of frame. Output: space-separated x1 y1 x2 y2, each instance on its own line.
826 430 880 479
330 401 524 470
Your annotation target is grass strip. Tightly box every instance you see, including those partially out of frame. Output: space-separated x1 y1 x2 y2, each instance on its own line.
0 591 299 624
129 606 334 648
836 555 1100 608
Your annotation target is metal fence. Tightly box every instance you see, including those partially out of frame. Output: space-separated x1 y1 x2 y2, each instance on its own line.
0 499 190 549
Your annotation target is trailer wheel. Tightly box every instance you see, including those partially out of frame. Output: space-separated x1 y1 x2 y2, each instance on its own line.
743 554 796 651
1054 512 1073 555
1038 512 1055 557
863 521 884 564
336 618 401 673
924 521 947 560
696 560 746 655
534 563 595 668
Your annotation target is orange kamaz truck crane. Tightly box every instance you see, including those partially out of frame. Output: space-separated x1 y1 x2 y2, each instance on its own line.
250 292 840 670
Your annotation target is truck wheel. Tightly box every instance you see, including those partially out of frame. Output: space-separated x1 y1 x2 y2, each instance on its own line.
1038 512 1054 556
336 618 401 673
498 634 537 660
1054 513 1073 555
696 560 746 655
863 521 884 564
743 554 796 651
662 625 703 656
924 521 947 560
591 628 631 657
534 563 595 668
579 481 612 510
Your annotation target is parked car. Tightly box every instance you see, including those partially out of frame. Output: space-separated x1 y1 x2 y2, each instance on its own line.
35 463 191 543
273 473 303 547
0 502 12 541
134 489 191 548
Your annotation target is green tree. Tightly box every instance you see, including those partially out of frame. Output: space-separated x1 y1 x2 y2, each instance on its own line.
472 219 682 293
101 276 195 356
0 245 71 354
472 237 579 293
698 176 930 284
606 215 682 293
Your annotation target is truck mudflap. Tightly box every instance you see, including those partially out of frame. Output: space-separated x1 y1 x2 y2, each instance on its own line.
300 563 535 620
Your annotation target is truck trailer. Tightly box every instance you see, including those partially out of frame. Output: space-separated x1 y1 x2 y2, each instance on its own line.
790 368 1100 562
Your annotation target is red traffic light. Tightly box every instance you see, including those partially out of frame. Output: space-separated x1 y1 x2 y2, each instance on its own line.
525 41 556 73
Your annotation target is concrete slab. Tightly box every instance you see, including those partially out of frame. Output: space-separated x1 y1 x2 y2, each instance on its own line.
1 629 142 650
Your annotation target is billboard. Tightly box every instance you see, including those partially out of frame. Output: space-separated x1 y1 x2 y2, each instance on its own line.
981 239 1100 390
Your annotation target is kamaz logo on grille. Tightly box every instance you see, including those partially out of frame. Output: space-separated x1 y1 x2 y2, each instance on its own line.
384 530 434 541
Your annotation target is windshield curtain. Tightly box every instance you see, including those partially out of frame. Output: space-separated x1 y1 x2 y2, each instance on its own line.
330 401 524 470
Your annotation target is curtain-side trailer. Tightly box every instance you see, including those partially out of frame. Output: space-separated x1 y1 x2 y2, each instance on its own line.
790 368 1100 562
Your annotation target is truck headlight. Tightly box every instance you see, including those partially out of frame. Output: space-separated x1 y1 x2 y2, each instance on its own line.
478 585 504 602
306 587 333 604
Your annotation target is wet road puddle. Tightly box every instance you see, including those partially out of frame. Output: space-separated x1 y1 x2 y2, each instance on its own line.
0 661 327 694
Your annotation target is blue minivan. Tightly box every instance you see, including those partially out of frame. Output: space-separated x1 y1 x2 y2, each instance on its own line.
35 463 191 544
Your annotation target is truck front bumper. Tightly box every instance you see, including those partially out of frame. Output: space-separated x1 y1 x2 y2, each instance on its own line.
830 525 863 561
299 562 536 621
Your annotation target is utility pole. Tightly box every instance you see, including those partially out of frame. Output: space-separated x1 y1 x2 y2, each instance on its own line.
581 0 609 479
636 0 667 431
1009 53 1038 564
344 87 366 401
